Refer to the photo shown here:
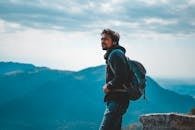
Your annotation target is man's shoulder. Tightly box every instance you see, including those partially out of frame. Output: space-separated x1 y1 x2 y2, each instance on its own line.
109 49 125 60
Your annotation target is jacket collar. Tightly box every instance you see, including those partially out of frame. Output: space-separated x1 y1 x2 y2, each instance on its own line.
104 44 126 60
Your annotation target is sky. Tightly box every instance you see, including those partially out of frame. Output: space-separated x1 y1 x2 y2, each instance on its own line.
0 0 195 78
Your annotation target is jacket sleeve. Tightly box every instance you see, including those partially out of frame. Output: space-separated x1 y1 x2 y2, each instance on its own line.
107 50 127 90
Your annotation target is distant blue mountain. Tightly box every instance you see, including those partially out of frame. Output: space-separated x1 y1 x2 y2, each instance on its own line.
0 61 194 130
155 78 195 98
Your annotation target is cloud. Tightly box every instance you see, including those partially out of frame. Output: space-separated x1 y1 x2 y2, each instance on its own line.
0 0 194 34
143 18 177 25
0 19 25 33
0 0 195 78
138 0 170 5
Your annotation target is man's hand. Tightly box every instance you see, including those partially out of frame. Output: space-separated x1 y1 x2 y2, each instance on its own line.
103 84 111 94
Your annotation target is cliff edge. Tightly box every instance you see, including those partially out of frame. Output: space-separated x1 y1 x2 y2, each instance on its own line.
139 112 195 130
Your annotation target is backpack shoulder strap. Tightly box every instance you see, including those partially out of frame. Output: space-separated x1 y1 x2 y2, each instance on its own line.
107 49 126 74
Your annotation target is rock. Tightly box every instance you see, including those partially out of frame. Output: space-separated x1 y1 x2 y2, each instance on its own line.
139 112 195 130
122 123 142 130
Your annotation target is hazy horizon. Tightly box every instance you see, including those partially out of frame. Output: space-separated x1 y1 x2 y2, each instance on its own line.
1 60 195 80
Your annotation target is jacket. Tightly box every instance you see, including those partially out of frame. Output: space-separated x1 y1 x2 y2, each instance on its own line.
103 44 129 103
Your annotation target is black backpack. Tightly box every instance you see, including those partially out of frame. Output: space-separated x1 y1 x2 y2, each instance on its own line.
108 49 147 101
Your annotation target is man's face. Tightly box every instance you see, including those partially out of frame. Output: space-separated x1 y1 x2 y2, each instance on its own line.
101 34 113 50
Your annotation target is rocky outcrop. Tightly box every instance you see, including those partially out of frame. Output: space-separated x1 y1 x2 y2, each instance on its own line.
139 113 195 130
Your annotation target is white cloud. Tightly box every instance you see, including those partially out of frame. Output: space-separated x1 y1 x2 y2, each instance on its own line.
188 0 195 5
98 0 127 13
0 19 23 33
138 0 170 5
143 18 178 25
84 19 140 31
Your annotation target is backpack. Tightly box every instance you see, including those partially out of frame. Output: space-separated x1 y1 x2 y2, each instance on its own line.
108 49 147 101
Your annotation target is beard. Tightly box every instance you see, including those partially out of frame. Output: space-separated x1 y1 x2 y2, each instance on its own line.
102 46 108 50
101 43 108 50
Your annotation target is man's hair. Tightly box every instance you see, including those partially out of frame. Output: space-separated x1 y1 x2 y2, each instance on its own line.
101 28 120 45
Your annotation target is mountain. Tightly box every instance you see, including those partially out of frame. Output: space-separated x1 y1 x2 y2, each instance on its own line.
0 61 74 106
0 61 195 130
155 78 195 98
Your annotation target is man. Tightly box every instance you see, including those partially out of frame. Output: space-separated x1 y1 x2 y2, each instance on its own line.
99 28 130 130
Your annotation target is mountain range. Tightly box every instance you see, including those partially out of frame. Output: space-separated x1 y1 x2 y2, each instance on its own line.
0 61 194 130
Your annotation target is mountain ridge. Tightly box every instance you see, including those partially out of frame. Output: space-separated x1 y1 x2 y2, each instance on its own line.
0 61 194 130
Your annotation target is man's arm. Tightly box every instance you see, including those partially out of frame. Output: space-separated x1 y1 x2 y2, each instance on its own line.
106 50 127 90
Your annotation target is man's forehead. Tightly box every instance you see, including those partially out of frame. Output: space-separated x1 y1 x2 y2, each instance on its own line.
101 33 111 38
